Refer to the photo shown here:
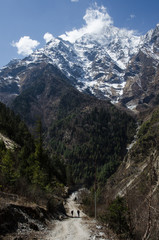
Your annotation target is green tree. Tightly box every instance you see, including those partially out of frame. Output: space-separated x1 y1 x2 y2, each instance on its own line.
106 197 130 236
0 150 19 184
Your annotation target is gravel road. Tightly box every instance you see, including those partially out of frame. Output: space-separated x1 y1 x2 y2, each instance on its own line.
45 192 112 240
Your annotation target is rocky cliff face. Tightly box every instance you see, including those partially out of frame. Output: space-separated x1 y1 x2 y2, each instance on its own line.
103 108 159 239
121 25 159 112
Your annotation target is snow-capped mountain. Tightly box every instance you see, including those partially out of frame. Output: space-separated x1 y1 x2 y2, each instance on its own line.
120 24 159 111
18 25 143 101
0 22 159 112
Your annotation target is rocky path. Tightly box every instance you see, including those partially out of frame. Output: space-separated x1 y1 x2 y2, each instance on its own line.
45 192 113 240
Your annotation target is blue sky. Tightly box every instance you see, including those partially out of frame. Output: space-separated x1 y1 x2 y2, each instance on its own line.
0 0 159 68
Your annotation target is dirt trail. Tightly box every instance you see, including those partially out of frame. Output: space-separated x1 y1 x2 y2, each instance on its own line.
45 192 112 240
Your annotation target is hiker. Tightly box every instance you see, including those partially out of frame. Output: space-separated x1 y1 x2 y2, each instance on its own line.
77 209 80 218
71 210 74 217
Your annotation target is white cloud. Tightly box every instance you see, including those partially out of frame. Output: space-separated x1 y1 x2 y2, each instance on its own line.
11 36 40 56
71 0 79 2
43 32 54 43
130 14 136 19
60 3 113 43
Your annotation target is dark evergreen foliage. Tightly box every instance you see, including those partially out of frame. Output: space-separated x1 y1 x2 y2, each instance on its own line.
103 197 131 237
8 63 136 188
49 101 136 186
0 102 67 196
0 102 34 148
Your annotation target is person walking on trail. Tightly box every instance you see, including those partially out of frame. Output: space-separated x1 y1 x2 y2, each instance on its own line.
77 210 80 218
71 210 74 217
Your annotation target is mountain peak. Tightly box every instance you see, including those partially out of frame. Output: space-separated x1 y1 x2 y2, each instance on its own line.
0 23 159 112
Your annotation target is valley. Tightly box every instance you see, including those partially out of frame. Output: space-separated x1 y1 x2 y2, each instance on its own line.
45 191 113 240
0 12 159 240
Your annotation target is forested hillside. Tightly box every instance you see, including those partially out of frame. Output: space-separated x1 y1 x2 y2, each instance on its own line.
1 62 159 239
1 2 159 239
0 102 66 200
0 63 141 239
49 100 136 186
96 107 159 239
5 63 136 188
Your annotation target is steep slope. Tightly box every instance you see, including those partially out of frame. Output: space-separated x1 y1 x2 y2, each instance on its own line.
0 33 138 105
49 100 136 186
0 108 67 240
11 62 76 128
0 99 68 200
0 22 159 113
121 24 159 112
102 108 159 239
5 62 136 186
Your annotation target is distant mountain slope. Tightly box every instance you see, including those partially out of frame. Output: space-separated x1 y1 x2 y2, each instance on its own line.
49 101 136 186
0 59 137 196
11 63 94 129
121 34 159 112
0 23 159 113
5 62 136 186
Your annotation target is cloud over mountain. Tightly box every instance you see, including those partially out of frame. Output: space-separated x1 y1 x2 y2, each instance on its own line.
11 36 40 56
59 3 138 44
60 3 113 43
44 32 55 43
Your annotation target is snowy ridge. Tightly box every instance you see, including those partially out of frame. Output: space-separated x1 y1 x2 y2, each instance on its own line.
39 26 143 101
0 19 159 106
